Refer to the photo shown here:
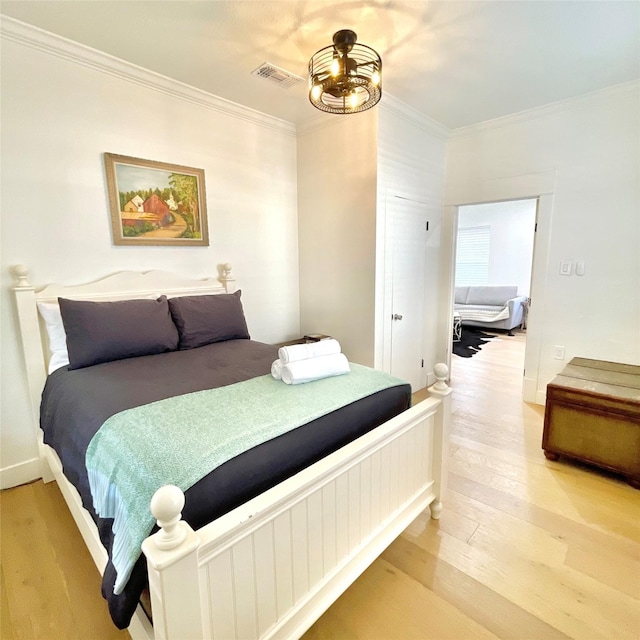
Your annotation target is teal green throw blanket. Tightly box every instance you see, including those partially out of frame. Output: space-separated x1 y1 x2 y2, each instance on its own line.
86 363 407 594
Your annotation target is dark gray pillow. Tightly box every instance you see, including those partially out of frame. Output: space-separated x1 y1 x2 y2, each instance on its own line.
58 296 179 370
168 291 250 350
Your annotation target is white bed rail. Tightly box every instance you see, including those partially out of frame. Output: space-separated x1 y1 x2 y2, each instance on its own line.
142 369 451 640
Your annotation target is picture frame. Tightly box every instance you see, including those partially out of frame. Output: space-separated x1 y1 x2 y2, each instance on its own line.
104 153 209 246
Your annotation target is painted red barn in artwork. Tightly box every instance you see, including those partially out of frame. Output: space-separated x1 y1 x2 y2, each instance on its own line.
143 194 172 226
144 194 170 215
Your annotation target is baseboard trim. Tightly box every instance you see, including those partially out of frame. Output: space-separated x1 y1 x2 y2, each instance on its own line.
523 376 545 405
0 457 41 490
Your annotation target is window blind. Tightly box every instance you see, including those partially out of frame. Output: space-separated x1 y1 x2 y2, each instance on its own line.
455 225 490 286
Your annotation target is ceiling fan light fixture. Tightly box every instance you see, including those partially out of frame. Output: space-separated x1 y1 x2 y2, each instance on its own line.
308 29 382 114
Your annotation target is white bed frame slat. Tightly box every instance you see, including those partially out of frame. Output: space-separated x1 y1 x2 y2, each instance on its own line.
11 263 451 640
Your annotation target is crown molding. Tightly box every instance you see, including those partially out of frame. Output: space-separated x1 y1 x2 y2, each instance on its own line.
379 94 449 141
0 16 296 137
295 110 343 136
450 80 640 139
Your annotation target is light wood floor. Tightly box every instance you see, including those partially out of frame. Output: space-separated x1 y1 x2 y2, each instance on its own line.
2 331 639 639
305 331 640 640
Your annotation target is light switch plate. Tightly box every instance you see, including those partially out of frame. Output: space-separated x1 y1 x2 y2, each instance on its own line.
576 261 585 276
560 260 572 276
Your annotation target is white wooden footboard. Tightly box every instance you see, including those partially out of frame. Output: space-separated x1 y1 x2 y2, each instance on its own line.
142 376 451 640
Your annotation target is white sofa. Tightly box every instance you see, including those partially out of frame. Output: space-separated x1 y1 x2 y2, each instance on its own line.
454 285 528 335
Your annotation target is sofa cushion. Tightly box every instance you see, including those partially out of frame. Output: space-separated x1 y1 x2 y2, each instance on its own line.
454 286 470 304
466 286 518 306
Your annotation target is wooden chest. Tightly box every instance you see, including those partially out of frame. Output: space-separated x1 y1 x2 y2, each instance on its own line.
542 358 640 488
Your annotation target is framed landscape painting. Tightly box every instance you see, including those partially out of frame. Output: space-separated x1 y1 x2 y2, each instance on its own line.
104 153 209 246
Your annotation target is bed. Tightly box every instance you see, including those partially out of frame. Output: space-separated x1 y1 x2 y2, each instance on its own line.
12 263 452 640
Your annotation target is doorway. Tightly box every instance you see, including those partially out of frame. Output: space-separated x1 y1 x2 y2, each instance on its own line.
451 198 537 382
442 193 552 404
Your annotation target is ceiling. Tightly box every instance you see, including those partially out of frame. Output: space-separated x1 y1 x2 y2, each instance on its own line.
2 0 639 129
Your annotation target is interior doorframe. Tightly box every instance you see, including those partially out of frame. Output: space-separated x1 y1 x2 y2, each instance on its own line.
440 186 555 405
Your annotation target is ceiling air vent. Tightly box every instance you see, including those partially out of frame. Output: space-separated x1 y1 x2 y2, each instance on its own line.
251 62 304 89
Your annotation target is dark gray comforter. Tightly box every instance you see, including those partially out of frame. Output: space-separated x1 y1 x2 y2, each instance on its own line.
40 339 411 629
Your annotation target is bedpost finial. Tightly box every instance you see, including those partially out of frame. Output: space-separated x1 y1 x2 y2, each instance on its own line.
11 264 31 288
220 263 236 293
150 485 187 550
433 362 449 391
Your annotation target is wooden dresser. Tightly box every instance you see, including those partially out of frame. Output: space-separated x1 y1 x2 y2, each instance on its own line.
542 357 640 488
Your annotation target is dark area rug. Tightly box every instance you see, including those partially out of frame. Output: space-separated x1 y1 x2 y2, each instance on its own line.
453 329 496 358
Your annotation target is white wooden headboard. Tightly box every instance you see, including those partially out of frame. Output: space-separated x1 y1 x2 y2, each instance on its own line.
11 263 236 471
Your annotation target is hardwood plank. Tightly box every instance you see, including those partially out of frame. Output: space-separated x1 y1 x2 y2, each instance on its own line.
1 565 17 640
448 458 640 539
0 482 129 640
450 466 640 544
404 502 639 640
2 483 76 638
565 538 640 600
381 535 572 640
444 484 640 574
303 558 500 640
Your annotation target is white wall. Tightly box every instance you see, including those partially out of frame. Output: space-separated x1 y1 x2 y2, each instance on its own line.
296 111 378 366
458 199 537 296
297 100 448 384
446 82 640 400
0 27 300 487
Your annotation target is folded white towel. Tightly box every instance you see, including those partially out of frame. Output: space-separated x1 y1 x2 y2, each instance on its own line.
281 353 350 385
278 338 341 365
271 359 283 380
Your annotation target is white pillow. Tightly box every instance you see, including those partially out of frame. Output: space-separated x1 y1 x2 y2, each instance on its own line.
36 301 70 374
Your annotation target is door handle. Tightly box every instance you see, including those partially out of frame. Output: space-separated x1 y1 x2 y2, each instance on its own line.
393 313 403 321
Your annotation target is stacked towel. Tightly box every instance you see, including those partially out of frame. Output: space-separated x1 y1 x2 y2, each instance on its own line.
272 338 349 385
278 338 341 364
271 358 283 380
281 353 350 385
